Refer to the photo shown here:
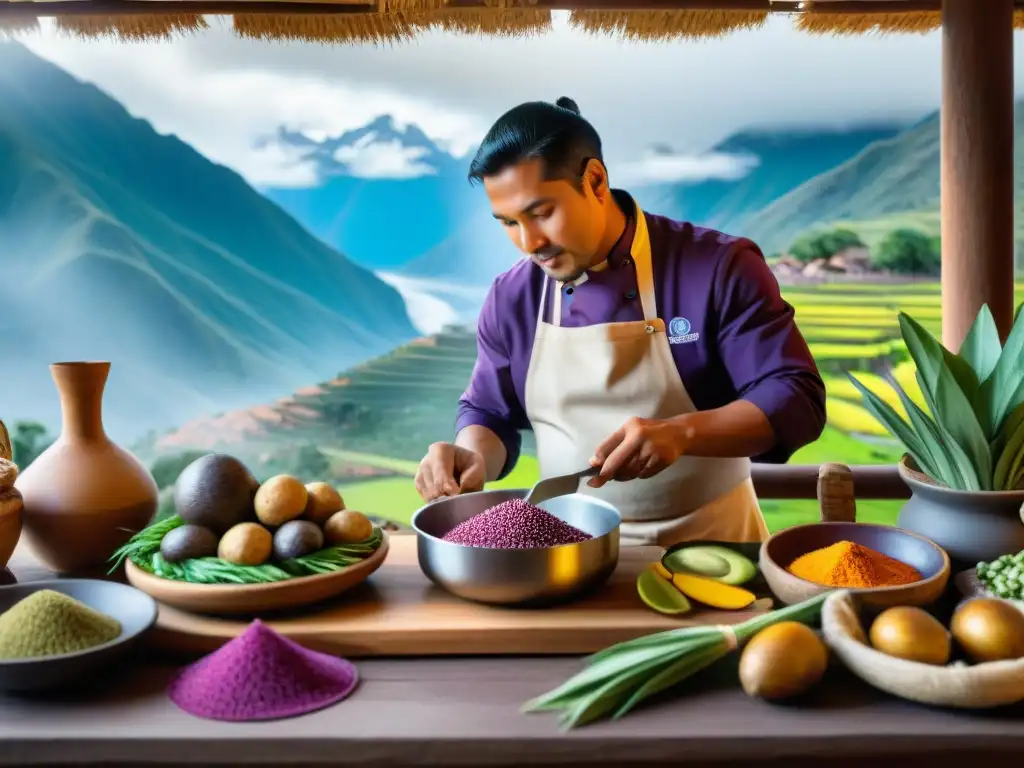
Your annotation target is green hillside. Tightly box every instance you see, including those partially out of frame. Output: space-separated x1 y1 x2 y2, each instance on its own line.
744 101 1024 256
0 41 417 440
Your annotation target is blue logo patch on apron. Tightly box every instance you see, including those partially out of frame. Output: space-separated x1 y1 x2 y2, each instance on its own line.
668 317 700 345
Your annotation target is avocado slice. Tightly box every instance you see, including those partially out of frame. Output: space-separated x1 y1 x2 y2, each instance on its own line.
662 545 758 586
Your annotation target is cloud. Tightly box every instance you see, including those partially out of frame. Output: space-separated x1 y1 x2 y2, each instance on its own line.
332 133 438 179
15 16 1024 191
616 150 760 186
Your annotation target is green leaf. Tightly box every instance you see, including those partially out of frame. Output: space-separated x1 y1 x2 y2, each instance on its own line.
885 375 960 488
959 304 1002 389
915 371 980 491
977 305 1024 436
991 401 1024 462
899 312 979 405
932 365 992 490
994 416 1024 491
847 372 939 480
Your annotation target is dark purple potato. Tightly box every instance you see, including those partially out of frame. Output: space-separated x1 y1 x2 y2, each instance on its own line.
160 524 220 563
173 454 256 533
273 520 324 561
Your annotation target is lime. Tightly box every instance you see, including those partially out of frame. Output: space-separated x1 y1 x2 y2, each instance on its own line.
637 569 692 615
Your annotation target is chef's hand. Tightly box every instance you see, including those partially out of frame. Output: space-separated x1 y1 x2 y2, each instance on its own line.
415 442 487 502
587 417 685 489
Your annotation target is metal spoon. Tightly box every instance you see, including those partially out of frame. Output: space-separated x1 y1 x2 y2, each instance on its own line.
523 466 600 506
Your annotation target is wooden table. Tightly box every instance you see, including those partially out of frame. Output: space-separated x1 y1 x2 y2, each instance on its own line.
4 545 1024 767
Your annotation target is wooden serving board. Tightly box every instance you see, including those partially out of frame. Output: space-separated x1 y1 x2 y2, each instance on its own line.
144 536 772 658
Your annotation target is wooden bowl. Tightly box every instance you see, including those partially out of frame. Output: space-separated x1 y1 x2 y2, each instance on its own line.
759 522 949 608
125 531 389 615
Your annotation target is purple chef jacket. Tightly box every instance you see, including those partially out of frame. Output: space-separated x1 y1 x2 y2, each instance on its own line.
456 189 826 479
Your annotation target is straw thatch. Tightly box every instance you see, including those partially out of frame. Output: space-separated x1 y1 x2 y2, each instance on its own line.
5 2 1024 44
796 6 1024 36
0 16 39 38
569 9 767 41
54 13 208 41
234 0 550 44
795 10 939 35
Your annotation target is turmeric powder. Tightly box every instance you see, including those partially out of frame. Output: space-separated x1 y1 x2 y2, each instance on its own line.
787 540 921 588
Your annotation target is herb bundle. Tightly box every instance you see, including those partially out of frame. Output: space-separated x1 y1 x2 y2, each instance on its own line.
109 515 382 585
850 304 1024 492
522 592 828 729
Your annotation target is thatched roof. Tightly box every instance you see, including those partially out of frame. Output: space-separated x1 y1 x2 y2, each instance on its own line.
2 1 1024 44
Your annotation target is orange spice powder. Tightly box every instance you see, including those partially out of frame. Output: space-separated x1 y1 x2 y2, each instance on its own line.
786 540 921 588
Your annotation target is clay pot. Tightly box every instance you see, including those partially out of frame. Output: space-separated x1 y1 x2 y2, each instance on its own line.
15 362 158 574
0 419 22 569
896 455 1024 568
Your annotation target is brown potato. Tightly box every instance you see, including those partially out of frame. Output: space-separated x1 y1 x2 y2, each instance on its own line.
303 482 344 526
254 475 308 527
218 522 273 566
324 509 373 545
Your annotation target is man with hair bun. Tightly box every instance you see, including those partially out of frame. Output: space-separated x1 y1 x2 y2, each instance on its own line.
414 97 826 546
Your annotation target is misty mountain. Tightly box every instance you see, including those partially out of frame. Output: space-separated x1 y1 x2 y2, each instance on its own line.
657 125 902 237
742 102 1024 254
0 42 417 442
264 117 482 271
267 117 897 296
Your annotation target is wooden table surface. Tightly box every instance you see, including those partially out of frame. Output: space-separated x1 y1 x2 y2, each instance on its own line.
4 543 1024 767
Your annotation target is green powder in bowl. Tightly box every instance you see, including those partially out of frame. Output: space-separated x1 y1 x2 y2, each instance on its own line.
0 589 122 660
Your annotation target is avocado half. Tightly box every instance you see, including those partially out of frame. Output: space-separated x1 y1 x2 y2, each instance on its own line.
661 544 758 586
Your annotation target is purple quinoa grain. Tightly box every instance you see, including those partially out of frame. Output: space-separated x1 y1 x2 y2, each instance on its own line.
442 499 592 549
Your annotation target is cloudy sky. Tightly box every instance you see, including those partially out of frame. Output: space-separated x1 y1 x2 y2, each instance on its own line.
18 15 1024 187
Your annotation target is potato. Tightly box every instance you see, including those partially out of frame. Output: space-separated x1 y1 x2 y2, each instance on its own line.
254 475 308 527
324 509 373 545
951 597 1024 663
217 522 273 566
739 622 828 701
869 606 950 665
303 482 344 526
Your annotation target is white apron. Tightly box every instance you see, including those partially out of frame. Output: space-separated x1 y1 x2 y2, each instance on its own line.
523 199 769 548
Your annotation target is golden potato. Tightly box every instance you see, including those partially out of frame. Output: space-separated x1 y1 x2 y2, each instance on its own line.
324 509 373 545
254 475 308 527
217 522 272 566
302 482 344 526
739 622 828 701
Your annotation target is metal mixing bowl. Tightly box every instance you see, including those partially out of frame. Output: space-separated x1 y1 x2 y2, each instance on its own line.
410 489 621 606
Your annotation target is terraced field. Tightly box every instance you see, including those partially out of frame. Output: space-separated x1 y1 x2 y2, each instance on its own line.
155 281 1024 533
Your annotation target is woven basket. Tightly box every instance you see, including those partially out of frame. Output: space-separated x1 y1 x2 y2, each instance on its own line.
822 590 1024 708
0 419 22 568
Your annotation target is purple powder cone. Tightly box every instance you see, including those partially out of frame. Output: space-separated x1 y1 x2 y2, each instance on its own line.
167 620 358 722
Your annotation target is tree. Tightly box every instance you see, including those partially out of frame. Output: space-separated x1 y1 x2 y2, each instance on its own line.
9 421 53 470
149 450 210 490
788 228 865 263
256 443 332 483
872 229 941 275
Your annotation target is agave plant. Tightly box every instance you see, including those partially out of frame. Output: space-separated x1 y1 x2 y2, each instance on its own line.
849 303 1024 492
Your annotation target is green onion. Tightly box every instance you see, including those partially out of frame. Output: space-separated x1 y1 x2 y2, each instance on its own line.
522 592 829 730
109 515 382 585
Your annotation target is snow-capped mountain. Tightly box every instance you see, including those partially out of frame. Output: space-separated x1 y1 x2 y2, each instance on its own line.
263 115 901 331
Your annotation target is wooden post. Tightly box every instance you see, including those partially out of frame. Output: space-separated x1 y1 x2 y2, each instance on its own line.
941 0 1015 349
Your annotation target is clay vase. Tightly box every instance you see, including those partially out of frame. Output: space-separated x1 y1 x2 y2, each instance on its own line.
0 419 23 569
15 362 158 574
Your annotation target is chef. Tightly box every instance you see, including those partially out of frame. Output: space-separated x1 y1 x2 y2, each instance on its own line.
414 97 826 546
